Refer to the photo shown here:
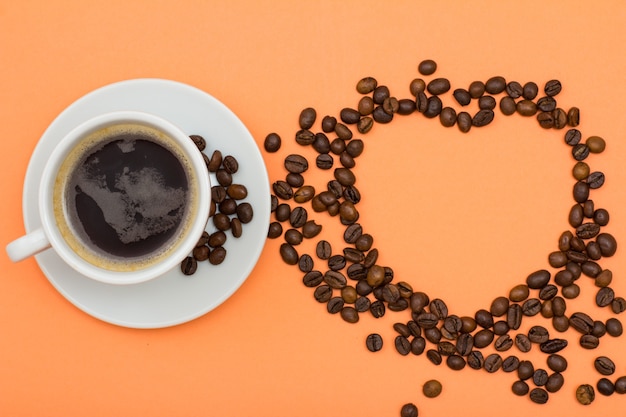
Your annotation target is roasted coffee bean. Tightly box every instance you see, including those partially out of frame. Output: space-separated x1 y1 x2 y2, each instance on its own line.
596 287 615 307
537 96 557 112
427 78 451 95
267 221 283 239
509 284 530 302
570 312 594 334
439 107 457 127
409 337 426 356
339 201 359 224
528 326 550 344
467 351 484 369
400 403 418 417
181 256 198 275
592 320 607 338
529 388 549 404
327 254 346 271
357 96 375 116
502 356 520 372
446 355 466 371
354 296 370 312
495 334 513 352
573 181 590 203
221 155 238 174
472 109 494 127
478 95 496 110
415 91 428 113
284 154 308 174
395 335 411 356
334 167 356 187
418 59 437 75
500 96 517 115
337 151 354 167
327 297 344 314
506 81 523 98
410 292 430 313
573 143 590 161
597 378 615 396
382 97 400 115
370 300 385 318
286 172 304 188
475 309 494 329
612 297 626 314
226 184 248 201
456 333 474 356
516 100 537 116
299 107 317 130
512 380 529 396
279 243 298 265
424 327 442 344
295 129 315 146
615 377 626 394
533 369 549 386
606 318 623 337
593 208 610 226
484 353 503 373
555 269 575 287
596 233 617 257
546 372 564 393
313 285 332 303
561 284 580 300
518 360 535 380
409 78 426 96
539 284 558 300
207 150 223 172
522 299 542 316
365 333 383 352
423 96 443 118
218 198 237 215
416 312 439 329
422 379 443 397
321 115 337 133
468 80 485 98
493 320 509 336
537 111 555 129
211 185 227 204
546 354 568 373
324 270 347 289
284 229 303 246
356 76 377 94
507 304 522 330
372 85 390 104
395 98 415 115
340 306 359 323
312 133 331 154
587 171 605 189
430 299 448 319
208 246 226 265
485 76 506 94
236 202 254 224
490 296 509 317
580 334 600 349
207 231 226 248
586 135 606 153
515 334 532 353
540 339 568 354
594 356 615 376
522 82 539 100
340 107 361 125
569 204 584 227
273 181 293 200
195 231 210 248
553 108 567 129
576 384 595 405
473 329 494 348
302 270 323 287
457 111 472 133
453 88 471 106
527 269 550 289
213 213 231 231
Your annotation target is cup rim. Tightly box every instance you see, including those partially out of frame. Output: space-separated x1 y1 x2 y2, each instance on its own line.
38 110 211 285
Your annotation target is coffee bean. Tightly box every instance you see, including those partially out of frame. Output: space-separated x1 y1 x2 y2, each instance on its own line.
545 372 564 393
439 107 457 127
494 334 513 352
423 96 443 118
327 297 344 314
409 78 426 96
286 172 304 188
597 378 615 396
273 181 293 200
569 204 584 227
586 135 606 153
594 356 615 376
473 329 494 348
236 202 254 224
518 360 535 380
207 150 223 172
544 79 562 96
506 81 523 98
533 369 549 386
429 299 448 319
321 115 337 133
580 334 600 349
509 284 530 302
547 354 568 372
427 78 451 95
539 284 558 300
340 107 361 125
356 77 377 94
422 379 442 397
587 171 605 189
372 85 390 104
284 154 308 174
612 297 626 314
267 222 283 239
529 388 549 404
354 296 370 312
527 269 550 289
418 59 437 75
522 298 542 316
181 256 197 275
457 111 472 133
565 129 582 146
615 377 626 394
512 380 529 396
453 88 471 106
280 243 298 265
515 334 532 353
485 76 506 94
400 403 418 417
528 326 550 344
537 111 554 129
467 351 484 369
447 355 466 371
469 81 485 98
516 100 537 116
596 287 615 307
596 233 617 257
340 306 359 323
263 133 281 153
522 82 539 100
573 181 590 203
502 356 520 372
570 312 594 334
507 304 522 330
593 208 610 226
302 270 323 287
295 129 315 146
370 300 385 318
576 384 595 405
208 246 226 265
313 285 332 303
298 107 317 130
540 339 568 354
553 108 567 129
394 335 411 356
500 96 517 115
484 353 503 373
606 318 623 337
472 109 494 127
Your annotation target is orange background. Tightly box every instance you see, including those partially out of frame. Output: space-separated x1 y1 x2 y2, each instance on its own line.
1 1 625 416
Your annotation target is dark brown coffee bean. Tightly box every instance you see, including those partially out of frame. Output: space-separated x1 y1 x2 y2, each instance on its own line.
395 335 411 356
507 305 522 330
423 96 443 118
500 96 517 115
267 221 283 239
312 133 331 154
512 380 529 396
580 334 600 349
515 334 532 353
218 198 237 215
284 229 303 246
211 185 227 204
189 134 206 151
612 297 626 314
576 384 595 405
468 80 485 98
529 388 549 404
313 285 332 303
382 97 399 115
321 115 337 133
340 306 359 323
236 202 253 224
356 76 377 94
467 351 484 369
596 233 617 257
547 354 568 373
213 213 231 231
327 297 344 314
365 333 383 352
456 111 472 133
544 79 562 96
208 246 226 265
473 329 494 348
495 334 513 352
502 355 520 372
570 312 594 334
533 369 549 386
484 353 503 373
370 300 385 318
302 270 323 287
505 81 523 98
295 129 315 146
518 360 534 380
516 99 537 116
285 173 304 188
472 109 494 127
586 171 605 190
354 296 370 312
490 297 509 317
527 269 550 289
485 76 506 94
553 108 567 129
596 287 615 307
207 150 222 172
180 256 197 275
616 377 626 394
537 111 554 129
479 95 497 110
418 59 437 75
423 379 443 398
606 318 623 337
225 184 247 201
597 378 615 396
273 181 293 200
453 88 471 106
430 299 448 319
372 85 390 104
528 326 550 344
522 82 539 100
279 243 298 265
446 355 466 371
400 403 418 417
573 143 591 161
409 78 426 96
540 339 568 354
298 107 317 130
427 78 450 95
594 356 615 376
537 96 557 112
284 154 309 174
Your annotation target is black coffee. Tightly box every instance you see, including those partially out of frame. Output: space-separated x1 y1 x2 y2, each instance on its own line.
56 124 193 269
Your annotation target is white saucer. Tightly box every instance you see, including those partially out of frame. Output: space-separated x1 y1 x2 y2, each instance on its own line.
23 79 270 328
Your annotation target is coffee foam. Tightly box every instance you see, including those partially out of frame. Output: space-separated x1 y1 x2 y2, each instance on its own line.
53 123 199 272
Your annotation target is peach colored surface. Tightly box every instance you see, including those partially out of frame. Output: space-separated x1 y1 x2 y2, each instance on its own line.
1 1 625 416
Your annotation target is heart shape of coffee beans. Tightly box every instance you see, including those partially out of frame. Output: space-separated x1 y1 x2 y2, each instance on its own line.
264 60 624 410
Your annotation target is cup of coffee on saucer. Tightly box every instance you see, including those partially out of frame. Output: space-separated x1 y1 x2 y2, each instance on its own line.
6 110 211 285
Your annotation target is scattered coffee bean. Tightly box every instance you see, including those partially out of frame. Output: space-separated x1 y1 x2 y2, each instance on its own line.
422 379 442 398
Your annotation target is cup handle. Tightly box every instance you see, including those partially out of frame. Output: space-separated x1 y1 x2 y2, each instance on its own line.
6 228 51 262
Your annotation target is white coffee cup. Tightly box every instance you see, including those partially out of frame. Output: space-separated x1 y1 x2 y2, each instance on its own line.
6 111 211 285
